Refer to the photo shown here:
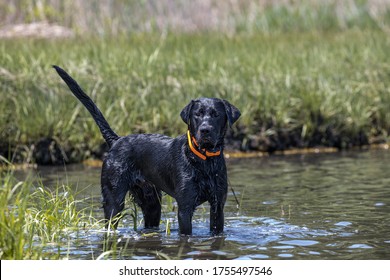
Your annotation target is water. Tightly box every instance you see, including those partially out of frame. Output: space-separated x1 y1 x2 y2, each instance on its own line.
21 150 390 259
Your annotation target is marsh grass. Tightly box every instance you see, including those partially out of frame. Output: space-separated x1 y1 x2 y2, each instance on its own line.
0 172 100 259
1 30 389 162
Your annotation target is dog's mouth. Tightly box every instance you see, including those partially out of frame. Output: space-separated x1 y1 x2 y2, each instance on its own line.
187 130 222 159
197 137 219 151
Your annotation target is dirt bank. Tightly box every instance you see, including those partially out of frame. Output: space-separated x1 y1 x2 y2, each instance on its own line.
1 124 387 166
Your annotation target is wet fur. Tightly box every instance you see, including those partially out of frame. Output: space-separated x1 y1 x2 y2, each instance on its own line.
53 65 240 235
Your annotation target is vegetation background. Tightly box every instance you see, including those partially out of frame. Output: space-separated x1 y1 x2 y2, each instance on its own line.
1 0 390 164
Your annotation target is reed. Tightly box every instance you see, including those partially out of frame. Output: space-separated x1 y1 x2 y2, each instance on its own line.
0 172 99 259
1 0 390 34
1 30 389 162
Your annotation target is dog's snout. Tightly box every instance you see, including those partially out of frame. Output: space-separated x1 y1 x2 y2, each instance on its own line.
200 127 211 135
199 124 213 136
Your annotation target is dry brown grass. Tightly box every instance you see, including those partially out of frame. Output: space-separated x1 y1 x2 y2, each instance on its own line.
1 0 390 35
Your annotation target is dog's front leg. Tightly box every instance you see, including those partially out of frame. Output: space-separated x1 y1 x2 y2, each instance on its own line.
176 179 197 235
178 205 194 235
210 201 225 235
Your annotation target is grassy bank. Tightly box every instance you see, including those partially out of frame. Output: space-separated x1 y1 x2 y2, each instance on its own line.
2 0 390 164
1 30 390 163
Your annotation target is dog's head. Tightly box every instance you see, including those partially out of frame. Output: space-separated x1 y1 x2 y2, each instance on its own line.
180 98 241 151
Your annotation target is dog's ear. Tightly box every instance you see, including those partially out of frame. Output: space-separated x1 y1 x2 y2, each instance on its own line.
222 100 241 127
180 100 194 125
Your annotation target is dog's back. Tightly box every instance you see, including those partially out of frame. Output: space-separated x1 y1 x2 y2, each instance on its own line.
106 133 183 197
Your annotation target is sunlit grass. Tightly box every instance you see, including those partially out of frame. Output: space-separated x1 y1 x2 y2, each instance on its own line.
1 30 390 162
0 172 100 259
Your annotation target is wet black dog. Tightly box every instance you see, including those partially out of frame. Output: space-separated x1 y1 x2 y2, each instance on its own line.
53 66 240 235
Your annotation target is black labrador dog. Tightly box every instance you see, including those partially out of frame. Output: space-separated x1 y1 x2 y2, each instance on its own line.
53 66 240 235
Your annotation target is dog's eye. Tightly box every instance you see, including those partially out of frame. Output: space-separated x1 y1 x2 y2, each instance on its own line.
195 110 204 117
210 111 219 118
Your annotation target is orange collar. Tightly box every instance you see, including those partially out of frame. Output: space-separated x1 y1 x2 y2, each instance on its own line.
187 130 221 160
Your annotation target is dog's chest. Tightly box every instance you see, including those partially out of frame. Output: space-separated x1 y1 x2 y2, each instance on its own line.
192 162 227 204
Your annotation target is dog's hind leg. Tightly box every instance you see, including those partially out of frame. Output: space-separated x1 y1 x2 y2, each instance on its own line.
101 184 128 229
101 185 127 229
131 184 162 229
101 162 131 229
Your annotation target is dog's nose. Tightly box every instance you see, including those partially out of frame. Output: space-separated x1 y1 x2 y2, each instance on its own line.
200 126 211 135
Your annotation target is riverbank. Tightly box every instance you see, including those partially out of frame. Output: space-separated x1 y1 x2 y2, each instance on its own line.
1 31 389 164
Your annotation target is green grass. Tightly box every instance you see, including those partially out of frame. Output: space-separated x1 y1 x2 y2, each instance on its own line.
1 30 390 162
0 172 100 259
2 0 390 162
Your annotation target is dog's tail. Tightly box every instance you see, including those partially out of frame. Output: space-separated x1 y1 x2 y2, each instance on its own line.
53 65 119 147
